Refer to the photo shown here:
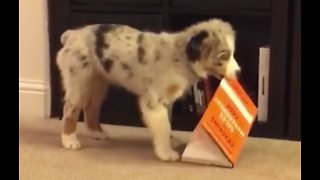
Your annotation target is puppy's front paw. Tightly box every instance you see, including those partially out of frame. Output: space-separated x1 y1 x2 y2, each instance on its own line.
156 148 180 162
61 133 81 150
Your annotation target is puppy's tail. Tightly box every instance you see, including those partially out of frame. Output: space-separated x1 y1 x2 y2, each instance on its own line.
60 30 73 45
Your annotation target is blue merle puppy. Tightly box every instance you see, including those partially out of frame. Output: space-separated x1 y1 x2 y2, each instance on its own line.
56 18 241 162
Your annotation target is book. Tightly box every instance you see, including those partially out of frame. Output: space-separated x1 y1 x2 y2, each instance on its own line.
182 78 258 167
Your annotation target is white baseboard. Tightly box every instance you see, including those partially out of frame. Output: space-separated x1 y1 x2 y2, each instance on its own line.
19 79 50 118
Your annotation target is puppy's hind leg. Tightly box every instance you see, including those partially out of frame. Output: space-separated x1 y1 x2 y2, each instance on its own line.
83 80 109 140
57 37 95 150
61 90 83 150
139 97 180 162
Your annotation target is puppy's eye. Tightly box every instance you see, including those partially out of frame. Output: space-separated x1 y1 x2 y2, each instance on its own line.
217 50 231 61
214 61 223 66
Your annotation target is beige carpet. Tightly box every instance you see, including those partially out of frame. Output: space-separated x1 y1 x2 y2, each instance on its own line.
19 115 301 180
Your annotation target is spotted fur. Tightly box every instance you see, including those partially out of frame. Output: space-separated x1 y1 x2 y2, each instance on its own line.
56 18 241 162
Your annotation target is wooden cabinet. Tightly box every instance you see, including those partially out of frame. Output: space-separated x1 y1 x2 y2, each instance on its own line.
288 0 301 140
48 0 299 140
71 0 163 6
69 12 163 31
170 0 270 10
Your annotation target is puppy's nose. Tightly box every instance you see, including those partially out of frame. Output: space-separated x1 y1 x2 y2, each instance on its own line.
235 69 241 78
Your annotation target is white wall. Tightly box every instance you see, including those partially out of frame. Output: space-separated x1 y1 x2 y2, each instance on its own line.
19 0 51 117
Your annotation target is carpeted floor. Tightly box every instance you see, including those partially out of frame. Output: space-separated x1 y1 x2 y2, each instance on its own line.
19 115 301 180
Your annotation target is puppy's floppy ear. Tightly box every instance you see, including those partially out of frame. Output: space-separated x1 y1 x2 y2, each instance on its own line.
186 30 208 62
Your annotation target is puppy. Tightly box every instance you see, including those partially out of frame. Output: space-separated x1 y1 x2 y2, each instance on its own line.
56 18 241 162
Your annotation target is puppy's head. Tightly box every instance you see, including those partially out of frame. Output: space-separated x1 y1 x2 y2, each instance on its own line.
186 20 240 80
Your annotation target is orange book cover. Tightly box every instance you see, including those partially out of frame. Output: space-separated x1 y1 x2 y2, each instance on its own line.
182 78 258 167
